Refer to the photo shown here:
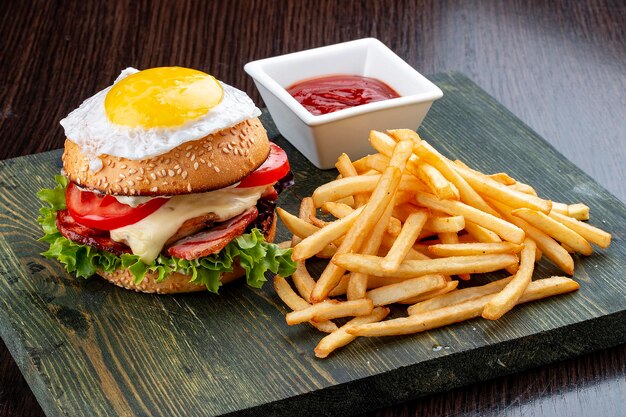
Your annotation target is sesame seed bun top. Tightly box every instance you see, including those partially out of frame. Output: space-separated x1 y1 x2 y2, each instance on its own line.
62 118 270 196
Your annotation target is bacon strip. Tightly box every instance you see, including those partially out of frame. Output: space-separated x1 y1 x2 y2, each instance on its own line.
56 210 131 255
167 207 259 260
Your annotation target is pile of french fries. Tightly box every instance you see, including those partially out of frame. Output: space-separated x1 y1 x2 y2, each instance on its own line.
275 129 612 358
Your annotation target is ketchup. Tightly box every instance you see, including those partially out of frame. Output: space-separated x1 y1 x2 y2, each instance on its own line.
286 75 400 116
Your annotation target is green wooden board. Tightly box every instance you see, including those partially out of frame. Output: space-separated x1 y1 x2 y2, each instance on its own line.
0 72 624 417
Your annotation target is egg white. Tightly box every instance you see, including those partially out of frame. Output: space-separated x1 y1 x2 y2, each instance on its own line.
60 68 261 163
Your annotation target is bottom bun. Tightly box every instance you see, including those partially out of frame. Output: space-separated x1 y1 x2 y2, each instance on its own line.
98 215 277 294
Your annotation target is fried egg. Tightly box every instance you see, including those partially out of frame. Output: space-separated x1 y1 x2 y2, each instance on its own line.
60 67 261 166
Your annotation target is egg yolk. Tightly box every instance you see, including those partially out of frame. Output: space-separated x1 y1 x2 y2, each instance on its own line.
104 67 223 128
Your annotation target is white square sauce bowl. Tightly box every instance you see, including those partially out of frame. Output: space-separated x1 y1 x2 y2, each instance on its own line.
245 38 443 169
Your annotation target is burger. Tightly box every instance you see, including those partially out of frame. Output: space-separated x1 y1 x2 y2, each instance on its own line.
37 67 296 294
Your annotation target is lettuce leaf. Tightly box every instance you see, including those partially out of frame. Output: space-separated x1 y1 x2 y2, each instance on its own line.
36 176 296 293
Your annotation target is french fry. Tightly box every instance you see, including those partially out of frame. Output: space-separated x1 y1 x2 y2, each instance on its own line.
508 182 538 196
452 160 516 186
311 141 412 302
291 197 316 247
567 203 590 220
511 208 593 255
411 160 460 200
312 174 426 207
366 274 446 306
273 276 338 333
548 211 611 248
437 232 471 280
394 204 466 233
347 277 579 337
551 202 590 220
314 307 390 358
425 215 466 233
387 128 422 144
488 199 574 275
415 193 525 244
334 253 518 278
413 141 499 216
285 299 374 325
292 261 316 303
347 194 397 300
336 153 369 207
292 207 364 261
353 153 391 174
278 207 320 238
428 242 523 257
408 277 514 314
453 163 551 213
482 238 536 320
313 175 381 207
323 202 402 238
371 130 458 200
381 210 428 272
397 281 459 304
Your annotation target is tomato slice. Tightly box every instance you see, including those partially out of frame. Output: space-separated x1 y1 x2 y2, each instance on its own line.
65 183 168 230
237 143 290 188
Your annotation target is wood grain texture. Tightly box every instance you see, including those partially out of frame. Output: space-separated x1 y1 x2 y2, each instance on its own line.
1 73 625 417
0 0 625 416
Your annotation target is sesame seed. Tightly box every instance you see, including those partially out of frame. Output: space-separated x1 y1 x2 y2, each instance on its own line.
103 182 109 188
110 162 116 168
200 158 206 164
129 168 137 174
115 184 122 192
174 164 180 170
182 171 188 179
222 148 230 154
250 137 255 143
176 169 182 175
239 133 246 140
123 187 129 194
185 145 193 151
198 150 204 156
187 183 192 192
168 170 175 177
214 166 220 173
107 160 112 166
193 162 199 170
227 143 234 150
206 161 212 167
136 176 143 181
121 164 127 169
150 187 158 192
160 169 167 177
128 180 135 186
190 154 196 161
76 177 82 185
148 163 156 168
139 167 144 174
97 179 102 186
234 148 239 155
162 181 168 186
150 173 157 180
164 158 171 164
119 173 126 179
230 141 237 146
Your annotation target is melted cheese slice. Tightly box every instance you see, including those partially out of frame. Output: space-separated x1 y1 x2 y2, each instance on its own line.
109 185 266 263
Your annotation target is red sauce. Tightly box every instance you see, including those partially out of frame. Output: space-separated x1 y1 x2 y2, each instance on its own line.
286 75 400 116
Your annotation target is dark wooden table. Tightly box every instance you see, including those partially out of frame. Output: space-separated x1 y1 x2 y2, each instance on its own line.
1 1 624 416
